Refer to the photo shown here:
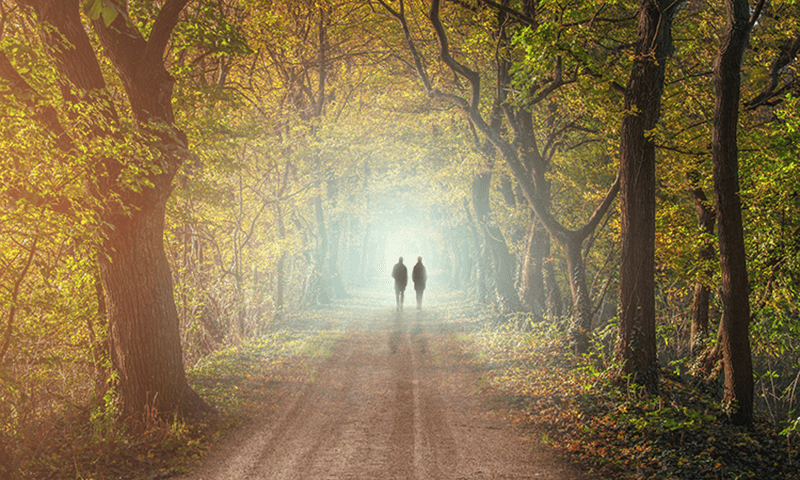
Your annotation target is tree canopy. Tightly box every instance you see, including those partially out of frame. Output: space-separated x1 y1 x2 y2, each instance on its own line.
1 0 800 472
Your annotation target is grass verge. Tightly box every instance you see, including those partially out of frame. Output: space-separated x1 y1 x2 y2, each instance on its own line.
17 329 341 480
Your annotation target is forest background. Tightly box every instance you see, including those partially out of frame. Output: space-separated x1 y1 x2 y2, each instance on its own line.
1 0 799 477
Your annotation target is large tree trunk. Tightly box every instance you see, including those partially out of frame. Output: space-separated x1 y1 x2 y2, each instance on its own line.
616 0 678 393
13 0 211 422
712 0 758 426
100 192 208 421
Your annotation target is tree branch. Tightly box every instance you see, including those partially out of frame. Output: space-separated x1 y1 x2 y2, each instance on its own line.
146 0 191 62
745 34 800 109
577 170 621 240
429 0 480 108
0 237 38 364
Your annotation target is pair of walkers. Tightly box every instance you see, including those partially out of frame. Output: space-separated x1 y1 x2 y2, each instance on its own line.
391 256 426 311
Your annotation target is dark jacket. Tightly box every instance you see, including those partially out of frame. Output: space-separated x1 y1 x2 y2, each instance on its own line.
392 262 408 290
412 261 426 291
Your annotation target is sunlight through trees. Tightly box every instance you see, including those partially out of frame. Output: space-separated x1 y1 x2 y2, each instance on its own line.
1 0 799 475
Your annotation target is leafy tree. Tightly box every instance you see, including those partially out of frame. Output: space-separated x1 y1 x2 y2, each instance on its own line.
0 0 211 421
711 0 767 426
381 0 621 351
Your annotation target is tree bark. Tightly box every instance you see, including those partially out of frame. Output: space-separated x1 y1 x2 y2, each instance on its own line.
712 0 760 426
521 214 549 320
472 172 521 312
14 0 212 421
616 0 678 393
565 237 593 353
688 172 716 353
100 191 209 421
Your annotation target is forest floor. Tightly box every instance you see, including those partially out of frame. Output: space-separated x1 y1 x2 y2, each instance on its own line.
19 283 798 479
175 284 595 479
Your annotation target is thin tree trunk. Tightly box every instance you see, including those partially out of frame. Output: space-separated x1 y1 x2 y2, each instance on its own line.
688 173 716 353
521 213 549 320
565 237 593 353
327 217 348 298
545 262 563 319
307 195 330 305
712 0 761 426
0 238 37 363
358 224 371 285
274 205 287 322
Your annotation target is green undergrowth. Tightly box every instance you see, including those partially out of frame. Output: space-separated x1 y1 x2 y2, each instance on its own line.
188 329 341 415
464 323 799 480
18 329 341 480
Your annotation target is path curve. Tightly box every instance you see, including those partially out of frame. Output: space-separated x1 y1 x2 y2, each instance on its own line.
178 290 595 479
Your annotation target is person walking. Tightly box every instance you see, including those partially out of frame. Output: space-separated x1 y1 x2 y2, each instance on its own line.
391 257 408 311
412 256 427 309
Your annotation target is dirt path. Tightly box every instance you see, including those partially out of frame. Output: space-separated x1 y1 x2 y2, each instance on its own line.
178 292 595 480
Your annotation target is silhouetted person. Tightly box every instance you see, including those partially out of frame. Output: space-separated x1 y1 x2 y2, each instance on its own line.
391 257 408 311
412 256 427 309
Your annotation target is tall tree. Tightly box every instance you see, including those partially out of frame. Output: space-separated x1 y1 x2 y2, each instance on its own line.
614 0 680 392
712 0 764 426
2 0 211 421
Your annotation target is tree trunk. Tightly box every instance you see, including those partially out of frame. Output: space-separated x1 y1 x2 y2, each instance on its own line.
544 262 563 320
616 0 678 393
521 214 549 320
14 0 211 422
307 195 331 305
358 224 371 285
489 230 521 313
100 194 208 421
274 205 287 322
712 0 758 426
472 172 521 312
688 174 716 353
564 237 593 353
327 217 348 298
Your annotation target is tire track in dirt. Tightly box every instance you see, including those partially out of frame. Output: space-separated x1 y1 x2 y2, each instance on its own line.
179 301 596 480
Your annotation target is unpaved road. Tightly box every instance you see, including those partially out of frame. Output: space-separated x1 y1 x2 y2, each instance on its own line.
179 290 595 480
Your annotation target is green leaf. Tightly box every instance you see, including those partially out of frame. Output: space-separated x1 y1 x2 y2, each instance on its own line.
83 0 119 27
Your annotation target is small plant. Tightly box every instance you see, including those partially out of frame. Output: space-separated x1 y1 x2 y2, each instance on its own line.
90 373 121 445
780 412 799 464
